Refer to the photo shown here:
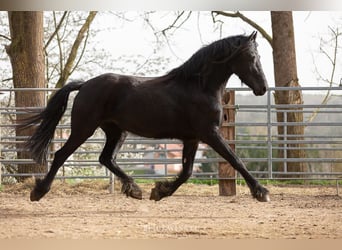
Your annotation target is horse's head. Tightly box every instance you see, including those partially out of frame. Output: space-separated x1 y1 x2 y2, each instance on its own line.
230 32 268 96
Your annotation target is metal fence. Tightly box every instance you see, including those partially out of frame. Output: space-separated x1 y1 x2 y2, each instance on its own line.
1 86 342 184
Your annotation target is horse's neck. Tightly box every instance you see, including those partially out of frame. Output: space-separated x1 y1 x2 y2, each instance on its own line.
133 76 157 82
203 68 232 95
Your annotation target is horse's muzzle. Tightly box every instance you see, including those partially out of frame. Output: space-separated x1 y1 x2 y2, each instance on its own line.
253 86 267 96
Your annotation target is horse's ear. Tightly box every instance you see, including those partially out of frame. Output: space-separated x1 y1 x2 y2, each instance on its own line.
249 31 257 41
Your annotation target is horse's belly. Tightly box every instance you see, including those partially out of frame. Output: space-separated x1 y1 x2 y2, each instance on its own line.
115 113 193 140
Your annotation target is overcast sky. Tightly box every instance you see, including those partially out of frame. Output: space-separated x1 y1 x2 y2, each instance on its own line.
1 11 341 90
91 11 342 88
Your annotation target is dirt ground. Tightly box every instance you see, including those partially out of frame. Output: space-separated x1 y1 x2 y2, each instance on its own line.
0 180 341 239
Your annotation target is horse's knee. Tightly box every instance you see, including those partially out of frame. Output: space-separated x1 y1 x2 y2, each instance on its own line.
99 155 105 165
99 154 110 166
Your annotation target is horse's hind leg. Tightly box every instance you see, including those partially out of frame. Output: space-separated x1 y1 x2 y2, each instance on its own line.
99 124 142 199
150 140 199 201
30 128 96 201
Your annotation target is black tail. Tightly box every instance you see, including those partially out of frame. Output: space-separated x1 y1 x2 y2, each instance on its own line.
19 81 84 164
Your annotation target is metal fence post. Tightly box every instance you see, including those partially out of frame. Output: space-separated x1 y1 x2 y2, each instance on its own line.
284 111 288 173
267 89 273 179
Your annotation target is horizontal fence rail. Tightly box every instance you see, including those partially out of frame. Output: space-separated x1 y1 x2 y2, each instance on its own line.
1 86 342 185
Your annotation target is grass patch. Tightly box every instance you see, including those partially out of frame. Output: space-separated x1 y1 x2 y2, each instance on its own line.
135 179 155 184
134 178 342 187
188 178 342 186
247 179 342 186
271 179 342 186
189 179 218 185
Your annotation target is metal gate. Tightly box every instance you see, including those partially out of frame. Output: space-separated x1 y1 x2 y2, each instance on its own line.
1 86 342 183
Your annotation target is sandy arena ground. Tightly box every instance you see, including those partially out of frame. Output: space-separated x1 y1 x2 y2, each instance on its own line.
0 180 341 239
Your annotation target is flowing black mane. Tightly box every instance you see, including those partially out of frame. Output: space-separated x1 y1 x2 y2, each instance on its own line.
167 34 251 81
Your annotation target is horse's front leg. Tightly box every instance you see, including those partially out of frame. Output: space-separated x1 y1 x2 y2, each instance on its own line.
202 128 270 202
150 140 199 201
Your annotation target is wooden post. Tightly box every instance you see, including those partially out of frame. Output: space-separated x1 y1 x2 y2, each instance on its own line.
219 90 236 196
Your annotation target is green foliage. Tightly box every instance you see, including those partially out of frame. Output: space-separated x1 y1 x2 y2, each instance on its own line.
237 179 342 186
126 168 155 175
135 179 155 184
236 131 268 174
188 179 218 186
67 167 97 177
187 178 342 186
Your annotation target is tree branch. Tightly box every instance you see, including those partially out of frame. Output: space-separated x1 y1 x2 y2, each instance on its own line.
212 11 273 47
143 12 193 62
44 11 68 50
1 77 13 82
306 26 340 123
53 12 64 84
161 11 192 36
69 24 90 76
55 11 97 88
0 34 11 41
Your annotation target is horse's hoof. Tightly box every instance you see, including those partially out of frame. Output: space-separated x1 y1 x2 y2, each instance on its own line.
254 186 270 202
256 192 270 202
150 187 162 201
130 189 143 200
30 189 41 201
30 187 48 201
30 179 49 202
149 181 172 201
121 182 143 200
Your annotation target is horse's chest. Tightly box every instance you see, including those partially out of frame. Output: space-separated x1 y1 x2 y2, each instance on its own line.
190 98 222 126
210 103 223 125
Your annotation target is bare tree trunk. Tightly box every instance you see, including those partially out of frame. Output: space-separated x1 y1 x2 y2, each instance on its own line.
55 11 97 88
6 11 46 180
271 11 307 176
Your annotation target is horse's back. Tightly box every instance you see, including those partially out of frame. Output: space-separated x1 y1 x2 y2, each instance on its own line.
75 73 136 102
70 73 161 124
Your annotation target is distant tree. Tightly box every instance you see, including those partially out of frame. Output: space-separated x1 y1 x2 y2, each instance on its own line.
3 11 98 181
271 11 307 175
6 11 46 180
308 26 342 123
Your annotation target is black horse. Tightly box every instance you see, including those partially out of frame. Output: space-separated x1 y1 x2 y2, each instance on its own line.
20 31 270 202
